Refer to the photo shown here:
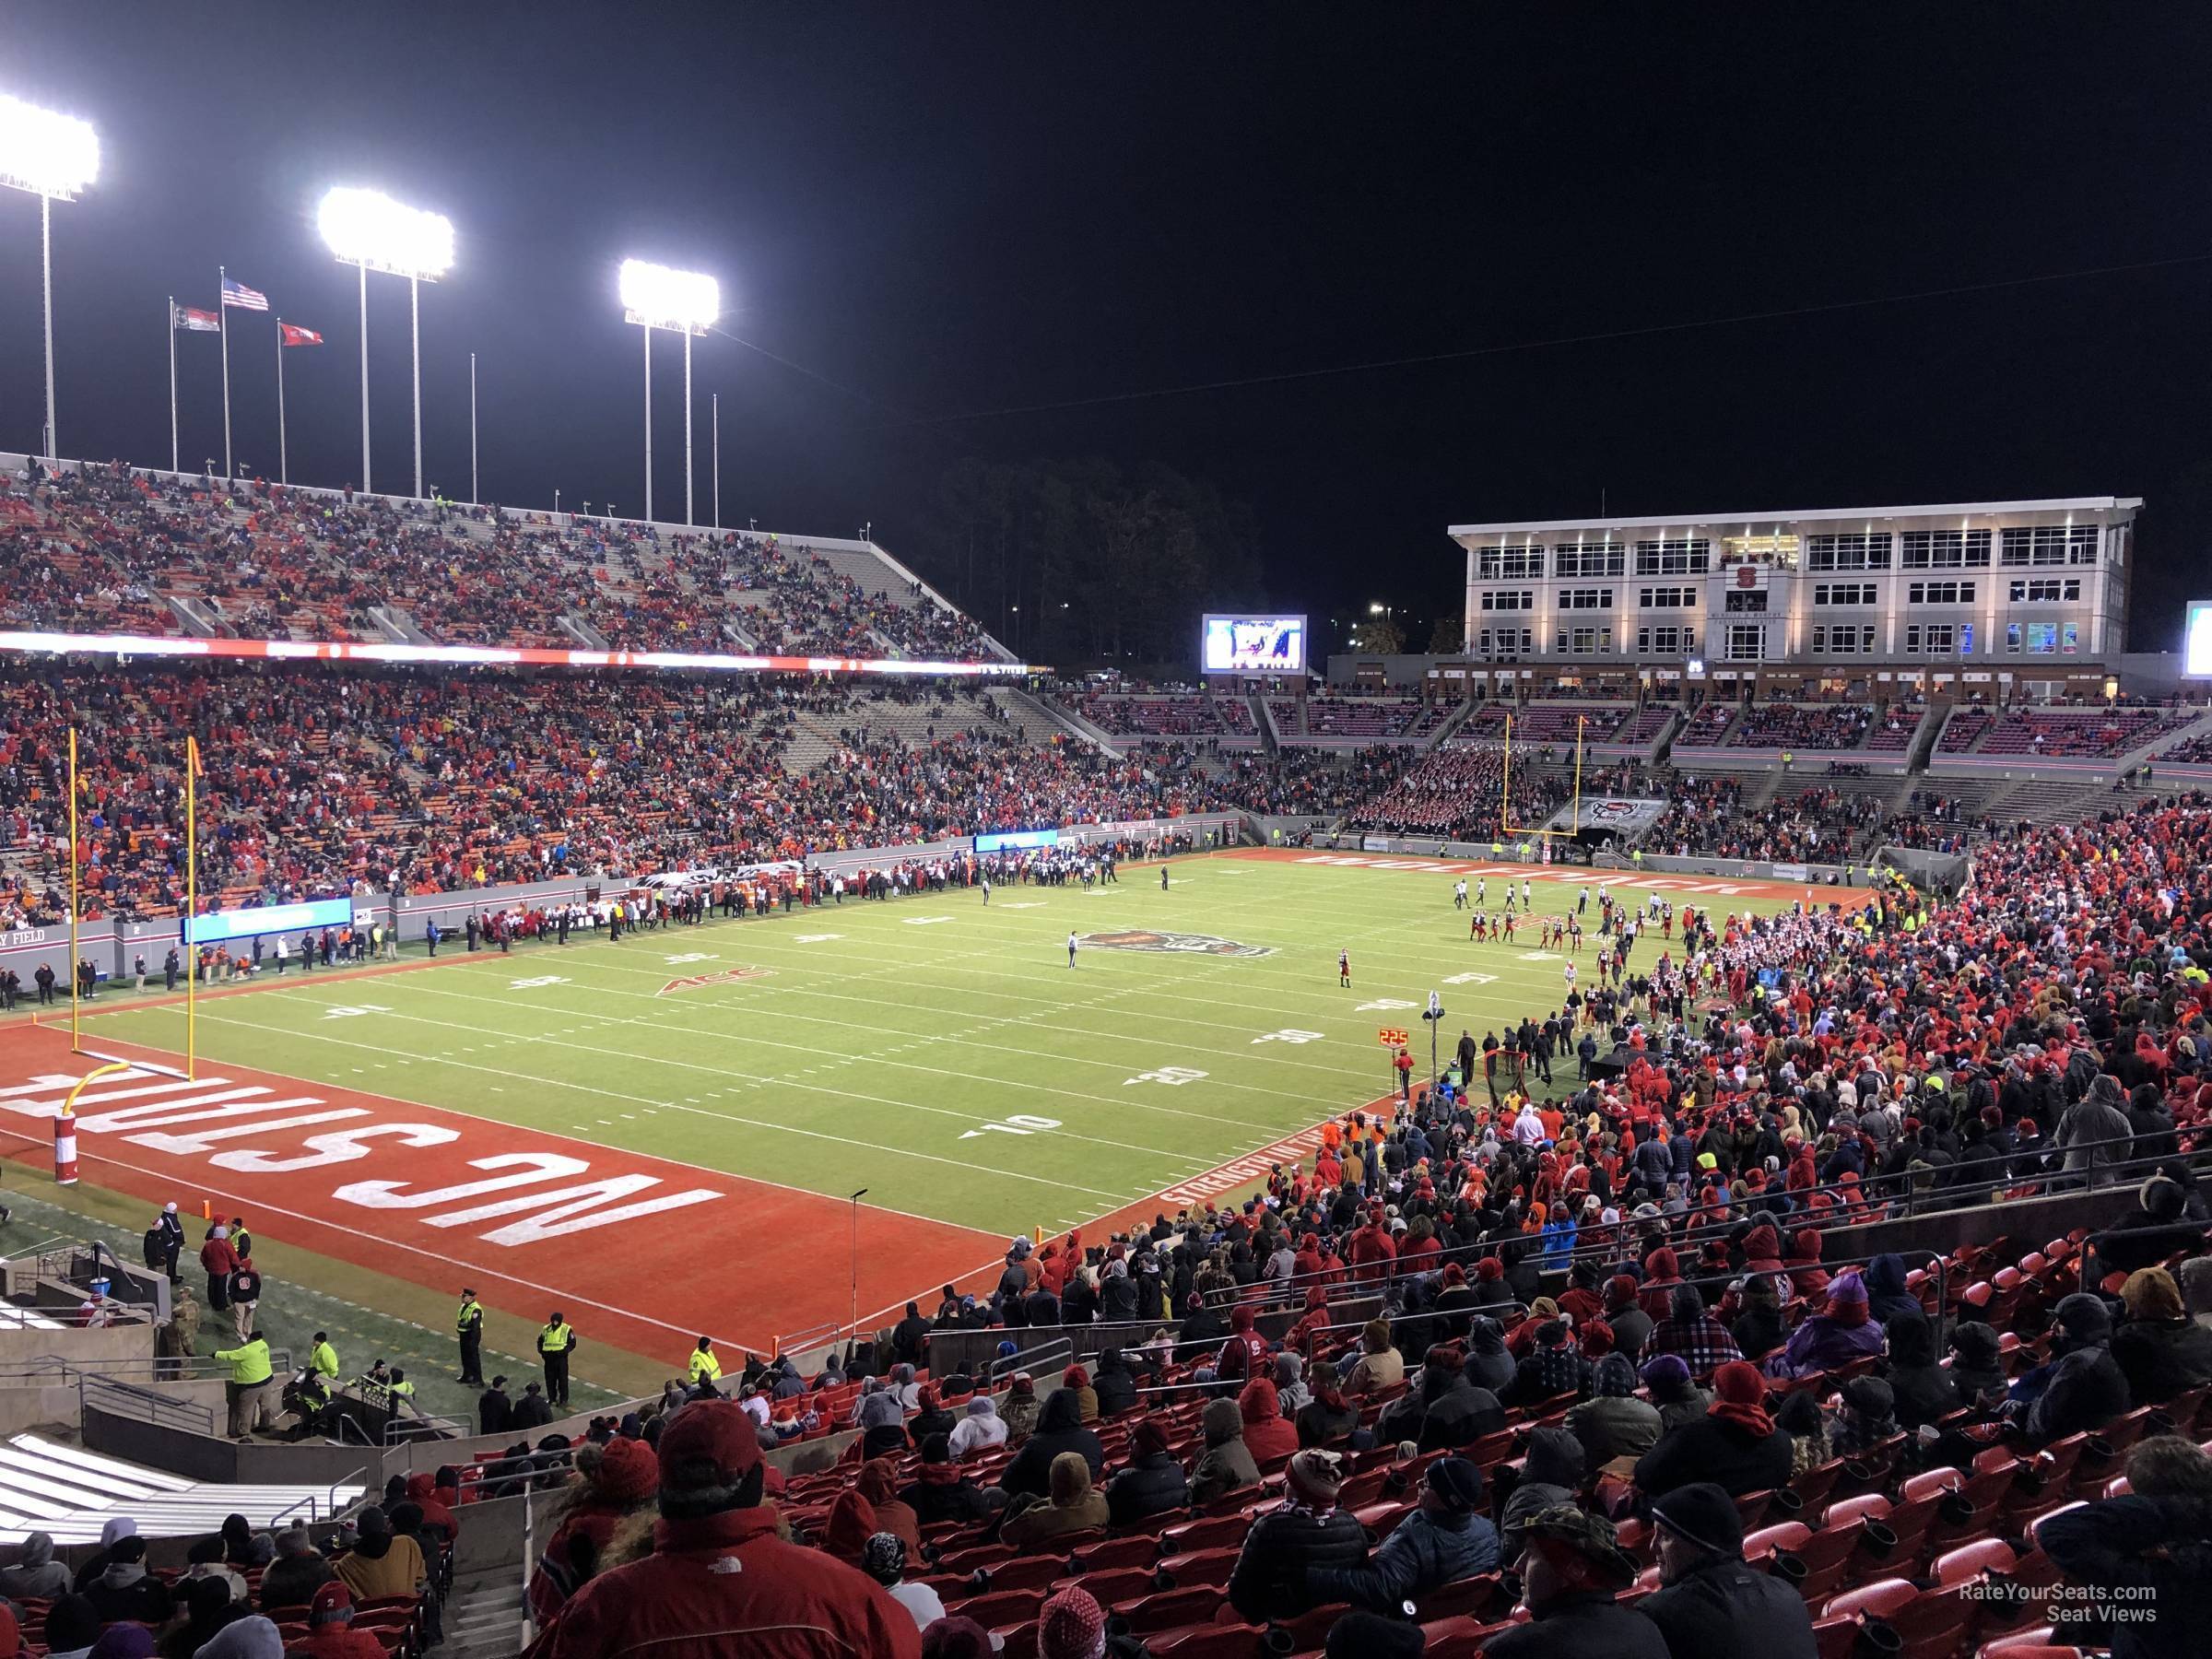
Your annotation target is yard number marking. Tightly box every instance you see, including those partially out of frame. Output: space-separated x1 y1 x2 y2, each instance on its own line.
1441 971 1499 986
321 1004 391 1020
1125 1065 1208 1088
510 975 570 990
1253 1029 1324 1045
959 1113 1064 1140
664 952 718 965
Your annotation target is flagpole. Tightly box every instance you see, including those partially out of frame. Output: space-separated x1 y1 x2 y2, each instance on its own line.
276 317 288 486
218 267 232 478
356 262 371 495
684 329 694 526
712 392 720 530
167 297 179 475
642 323 653 524
469 351 477 504
410 276 422 500
186 735 199 1082
67 727 79 1056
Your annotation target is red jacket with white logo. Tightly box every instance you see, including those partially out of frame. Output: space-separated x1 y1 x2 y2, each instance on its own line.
540 1505 921 1659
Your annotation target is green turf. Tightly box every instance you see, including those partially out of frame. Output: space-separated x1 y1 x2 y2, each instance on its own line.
64 855 1796 1241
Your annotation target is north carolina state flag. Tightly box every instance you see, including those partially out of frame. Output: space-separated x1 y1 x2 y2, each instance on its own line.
278 323 324 347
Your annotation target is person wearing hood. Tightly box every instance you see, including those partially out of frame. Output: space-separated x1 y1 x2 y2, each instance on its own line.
852 1458 920 1554
257 1527 334 1613
1945 1321 2008 1411
1826 1376 1900 1457
1271 1350 1312 1417
1294 1375 1364 1451
900 1435 995 1527
190 1615 286 1659
74 1516 140 1592
1460 1315 1516 1395
1214 1304 1269 1388
528 1436 658 1623
1057 1364 1100 1423
907 1383 956 1444
165 1576 250 1659
2112 1266 2212 1404
0 1528 70 1599
2037 1433 2212 1659
1227 1449 1369 1624
1602 1274 1653 1360
1104 1419 1188 1525
540 1399 921 1659
2017 1292 2132 1445
1783 1230 1830 1301
1640 1354 1712 1433
183 1535 250 1605
1003 1451 1111 1549
996 1387 1104 1500
86 1535 174 1624
1641 1481 1820 1659
1236 1375 1298 1464
1860 1254 1924 1327
1884 1312 1962 1427
2057 1073 2135 1186
2183 1255 2212 1332
1091 1348 1137 1417
819 1489 883 1563
1729 1274 1788 1364
1570 1353 1665 1466
1500 1425 1585 1562
1310 1454 1500 1613
332 1506 426 1604
1186 1395 1261 1506
41 1596 101 1659
1634 1359 1793 1498
947 1392 1006 1461
1767 1271 1885 1379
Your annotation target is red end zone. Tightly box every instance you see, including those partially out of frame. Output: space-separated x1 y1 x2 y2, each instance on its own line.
1218 846 1831 904
0 1024 1000 1366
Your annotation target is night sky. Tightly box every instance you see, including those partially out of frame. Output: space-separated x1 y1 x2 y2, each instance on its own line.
4 6 2210 662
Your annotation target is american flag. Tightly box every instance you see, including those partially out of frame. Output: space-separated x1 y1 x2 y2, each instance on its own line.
220 276 268 312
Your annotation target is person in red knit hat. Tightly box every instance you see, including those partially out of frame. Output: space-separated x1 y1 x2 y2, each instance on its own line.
527 1433 659 1623
293 1581 385 1659
541 1400 919 1658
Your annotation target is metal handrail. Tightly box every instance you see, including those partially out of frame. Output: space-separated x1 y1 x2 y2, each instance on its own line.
79 1371 218 1437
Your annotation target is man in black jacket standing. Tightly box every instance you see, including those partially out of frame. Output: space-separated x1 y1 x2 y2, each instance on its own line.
1640 1482 1817 1659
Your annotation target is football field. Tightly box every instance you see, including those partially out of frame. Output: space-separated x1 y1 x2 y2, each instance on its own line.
6 850 1804 1365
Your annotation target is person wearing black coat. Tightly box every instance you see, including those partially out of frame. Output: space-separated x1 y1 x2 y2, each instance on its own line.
2037 1434 2212 1659
1058 1272 1099 1325
1640 1482 1818 1659
2111 1268 2212 1404
1883 1312 1963 1429
1103 1421 1189 1526
1099 1262 1140 1324
2093 1176 2212 1277
2020 1294 2133 1445
902 1435 997 1526
1091 1348 1138 1418
995 1387 1104 1499
1226 1450 1369 1625
1633 1361 1794 1499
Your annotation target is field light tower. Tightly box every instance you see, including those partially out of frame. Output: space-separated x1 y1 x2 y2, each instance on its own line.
0 94 100 461
619 258 718 524
319 186 454 498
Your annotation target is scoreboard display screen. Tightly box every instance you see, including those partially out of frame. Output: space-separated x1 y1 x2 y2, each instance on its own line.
1202 614 1306 676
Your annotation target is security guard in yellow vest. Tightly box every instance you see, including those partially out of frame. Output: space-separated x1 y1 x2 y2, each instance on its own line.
455 1288 485 1386
388 1366 418 1416
215 1328 273 1440
537 1311 576 1407
687 1335 723 1395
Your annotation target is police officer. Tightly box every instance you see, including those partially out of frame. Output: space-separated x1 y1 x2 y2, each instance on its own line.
537 1311 575 1407
455 1288 485 1385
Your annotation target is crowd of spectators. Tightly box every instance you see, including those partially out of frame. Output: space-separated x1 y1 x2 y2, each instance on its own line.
1215 746 1408 818
1724 704 1874 752
519 793 2212 1657
0 461 992 662
1655 782 1882 864
1345 747 1574 841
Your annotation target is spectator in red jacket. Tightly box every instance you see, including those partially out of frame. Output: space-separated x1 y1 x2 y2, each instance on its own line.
542 1400 920 1658
293 1582 386 1658
1239 1376 1298 1465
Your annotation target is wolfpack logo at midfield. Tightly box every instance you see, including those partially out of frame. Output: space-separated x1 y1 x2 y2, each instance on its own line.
1079 929 1275 958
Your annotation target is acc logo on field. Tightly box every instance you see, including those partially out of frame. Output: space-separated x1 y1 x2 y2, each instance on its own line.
1078 930 1275 958
657 966 774 995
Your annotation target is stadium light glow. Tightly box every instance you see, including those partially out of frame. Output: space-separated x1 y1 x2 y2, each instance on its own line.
319 186 455 500
318 186 453 278
619 259 719 332
0 94 100 199
0 94 99 463
620 259 721 526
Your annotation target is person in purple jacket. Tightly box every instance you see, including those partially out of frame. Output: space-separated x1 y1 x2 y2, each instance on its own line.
1765 1270 1886 1379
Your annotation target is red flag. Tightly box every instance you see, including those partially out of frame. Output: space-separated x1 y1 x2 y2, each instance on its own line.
279 323 324 347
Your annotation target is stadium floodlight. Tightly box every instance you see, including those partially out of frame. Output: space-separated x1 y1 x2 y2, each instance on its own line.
0 94 100 462
319 186 455 500
620 258 720 525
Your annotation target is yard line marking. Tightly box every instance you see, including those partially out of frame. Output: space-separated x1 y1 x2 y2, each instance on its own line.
157 1003 1137 1205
